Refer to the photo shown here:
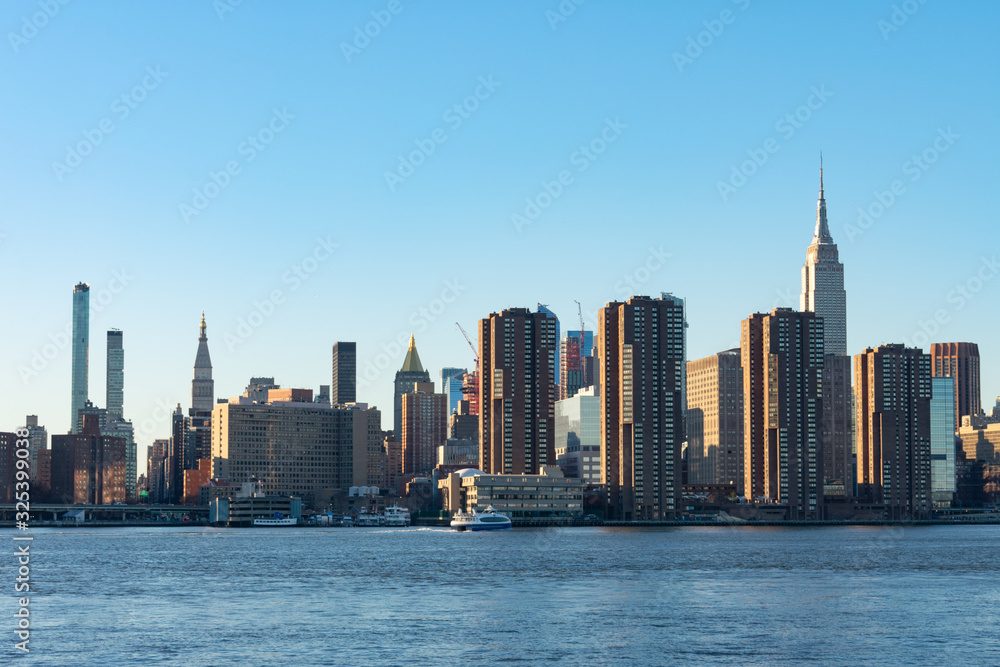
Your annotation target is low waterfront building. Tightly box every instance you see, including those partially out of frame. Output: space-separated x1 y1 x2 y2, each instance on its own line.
211 391 383 509
209 481 302 526
438 465 585 519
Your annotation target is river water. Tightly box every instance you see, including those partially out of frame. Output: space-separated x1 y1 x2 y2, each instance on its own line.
3 525 999 665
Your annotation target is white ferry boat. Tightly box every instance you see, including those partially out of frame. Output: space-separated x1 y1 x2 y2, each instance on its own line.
253 513 297 527
450 506 512 532
384 505 411 527
355 512 380 527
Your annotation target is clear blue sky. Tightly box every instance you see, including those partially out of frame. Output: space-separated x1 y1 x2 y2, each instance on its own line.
2 1 997 450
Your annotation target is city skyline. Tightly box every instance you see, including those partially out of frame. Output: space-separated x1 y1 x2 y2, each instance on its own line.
2 2 997 449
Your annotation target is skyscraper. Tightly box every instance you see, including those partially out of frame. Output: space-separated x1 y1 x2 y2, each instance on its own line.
106 330 124 419
479 307 557 475
440 367 466 415
332 342 357 405
930 342 981 426
71 282 90 433
191 313 214 413
855 344 932 519
741 308 824 519
393 335 430 438
167 404 186 504
686 349 744 490
401 381 448 475
800 158 846 354
554 387 601 482
930 376 956 508
103 328 135 501
598 294 685 520
537 304 560 386
559 335 583 400
799 160 852 495
187 314 215 482
567 329 596 389
20 415 47 485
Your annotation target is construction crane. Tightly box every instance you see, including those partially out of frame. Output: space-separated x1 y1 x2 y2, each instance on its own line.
574 300 586 350
456 322 481 414
456 322 479 371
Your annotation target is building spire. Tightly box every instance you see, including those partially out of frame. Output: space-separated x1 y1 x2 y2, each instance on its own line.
400 334 424 373
813 153 832 243
192 312 214 412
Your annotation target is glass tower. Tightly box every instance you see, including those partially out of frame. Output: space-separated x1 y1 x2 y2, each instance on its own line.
554 389 601 482
440 367 466 415
930 376 956 508
71 283 90 433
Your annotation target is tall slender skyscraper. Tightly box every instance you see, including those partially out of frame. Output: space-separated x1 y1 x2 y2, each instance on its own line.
479 307 557 475
930 376 956 508
187 313 215 472
71 283 90 433
393 335 430 438
191 313 214 412
742 308 824 519
106 330 124 419
800 157 847 354
598 294 686 520
799 160 853 495
332 342 357 405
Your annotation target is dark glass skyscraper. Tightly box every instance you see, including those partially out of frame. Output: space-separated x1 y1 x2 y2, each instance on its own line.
106 330 124 419
332 342 357 405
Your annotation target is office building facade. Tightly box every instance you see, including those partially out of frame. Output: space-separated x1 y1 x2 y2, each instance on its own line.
741 308 824 519
930 376 956 508
599 294 686 520
686 349 744 490
332 342 357 405
401 381 448 476
393 335 431 438
930 342 981 426
855 344 932 519
553 387 601 483
478 307 557 475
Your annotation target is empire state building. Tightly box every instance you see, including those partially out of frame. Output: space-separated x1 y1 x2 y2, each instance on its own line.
800 159 847 355
800 159 853 494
